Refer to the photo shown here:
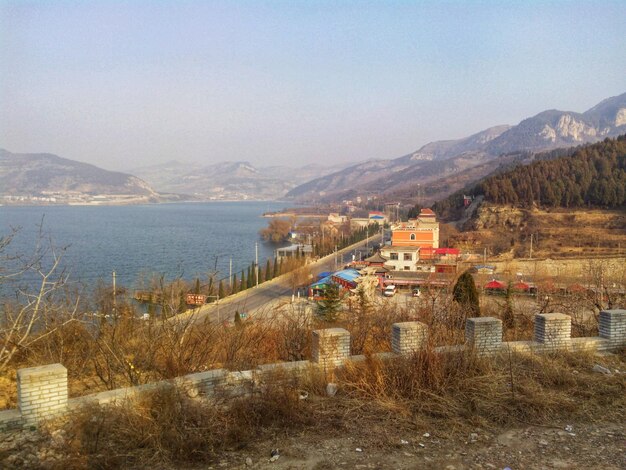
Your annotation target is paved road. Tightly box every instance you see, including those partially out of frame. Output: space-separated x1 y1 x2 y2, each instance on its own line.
180 234 383 324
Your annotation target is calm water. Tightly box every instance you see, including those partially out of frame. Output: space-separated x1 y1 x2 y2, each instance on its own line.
0 201 290 291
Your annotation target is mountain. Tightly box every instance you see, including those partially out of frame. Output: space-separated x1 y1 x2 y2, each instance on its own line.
0 149 162 205
286 92 626 202
129 160 353 201
477 135 626 209
285 125 511 201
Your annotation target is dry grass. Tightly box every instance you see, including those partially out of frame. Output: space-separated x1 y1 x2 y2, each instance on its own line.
44 346 625 469
49 379 315 470
337 347 625 429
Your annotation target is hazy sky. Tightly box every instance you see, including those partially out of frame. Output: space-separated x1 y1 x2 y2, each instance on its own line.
1 1 625 172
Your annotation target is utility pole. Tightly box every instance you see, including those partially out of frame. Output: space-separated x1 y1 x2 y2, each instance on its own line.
255 242 259 287
112 271 117 316
334 245 338 270
229 257 232 288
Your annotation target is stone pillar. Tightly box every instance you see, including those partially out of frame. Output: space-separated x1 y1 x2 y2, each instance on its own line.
312 328 350 369
465 317 502 354
599 309 626 349
392 321 428 354
17 364 68 426
534 313 571 350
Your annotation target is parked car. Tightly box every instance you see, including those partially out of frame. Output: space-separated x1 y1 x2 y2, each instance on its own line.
383 285 397 297
412 288 421 297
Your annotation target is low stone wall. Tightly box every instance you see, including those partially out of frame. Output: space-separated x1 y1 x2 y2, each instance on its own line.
1 309 624 431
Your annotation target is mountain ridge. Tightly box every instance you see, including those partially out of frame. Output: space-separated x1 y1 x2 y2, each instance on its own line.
285 92 626 202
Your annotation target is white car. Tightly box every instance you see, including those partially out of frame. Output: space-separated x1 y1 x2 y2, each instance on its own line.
383 285 397 297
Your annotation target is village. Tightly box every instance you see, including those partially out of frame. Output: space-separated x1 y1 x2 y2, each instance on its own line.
269 204 623 313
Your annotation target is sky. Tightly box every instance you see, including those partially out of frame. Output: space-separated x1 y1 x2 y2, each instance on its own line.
1 1 625 172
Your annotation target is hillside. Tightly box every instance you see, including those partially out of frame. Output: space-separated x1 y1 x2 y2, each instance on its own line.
430 137 626 260
0 149 162 205
476 135 626 208
286 92 626 202
130 160 352 201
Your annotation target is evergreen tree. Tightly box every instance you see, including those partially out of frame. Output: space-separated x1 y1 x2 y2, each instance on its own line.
316 283 342 322
178 291 187 313
247 265 254 288
452 270 480 320
273 257 279 278
218 280 226 299
265 259 272 282
231 275 238 295
234 310 242 326
194 278 201 295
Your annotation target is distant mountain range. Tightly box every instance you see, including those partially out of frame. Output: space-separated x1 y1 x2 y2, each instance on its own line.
0 149 162 205
2 92 624 205
128 160 352 201
285 92 626 202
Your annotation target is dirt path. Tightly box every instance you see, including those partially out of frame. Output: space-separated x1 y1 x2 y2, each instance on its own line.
213 420 625 470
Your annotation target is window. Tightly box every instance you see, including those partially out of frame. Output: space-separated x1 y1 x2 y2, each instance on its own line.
390 253 398 260
403 253 412 261
410 233 416 241
404 266 411 270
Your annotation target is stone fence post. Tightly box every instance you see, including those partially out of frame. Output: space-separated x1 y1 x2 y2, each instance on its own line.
599 309 626 349
17 364 68 426
312 328 350 369
534 313 571 350
392 322 428 354
465 317 502 354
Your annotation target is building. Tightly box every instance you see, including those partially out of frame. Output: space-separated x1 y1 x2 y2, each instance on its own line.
275 244 313 261
328 213 348 224
368 211 387 224
380 245 421 271
390 208 439 249
362 252 389 286
374 208 441 271
308 268 360 299
350 218 370 229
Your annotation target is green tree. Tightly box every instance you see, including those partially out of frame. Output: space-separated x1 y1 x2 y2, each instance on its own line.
231 274 238 295
273 257 279 278
407 204 422 219
452 270 480 321
218 280 226 299
247 265 253 288
316 283 342 322
194 278 201 295
240 270 247 291
265 259 272 282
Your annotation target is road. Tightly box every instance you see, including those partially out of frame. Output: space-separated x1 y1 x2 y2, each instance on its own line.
179 234 383 324
455 194 484 229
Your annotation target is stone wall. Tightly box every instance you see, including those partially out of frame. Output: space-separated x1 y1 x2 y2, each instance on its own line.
1 309 625 431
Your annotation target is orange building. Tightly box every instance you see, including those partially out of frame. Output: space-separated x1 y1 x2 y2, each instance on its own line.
390 208 439 249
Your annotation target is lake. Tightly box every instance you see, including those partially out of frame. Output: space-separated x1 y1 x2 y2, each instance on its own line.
0 201 290 291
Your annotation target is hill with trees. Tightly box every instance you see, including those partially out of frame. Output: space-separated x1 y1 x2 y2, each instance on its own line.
476 135 626 208
433 136 626 220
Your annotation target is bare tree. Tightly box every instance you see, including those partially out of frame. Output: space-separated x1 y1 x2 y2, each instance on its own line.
0 225 79 370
